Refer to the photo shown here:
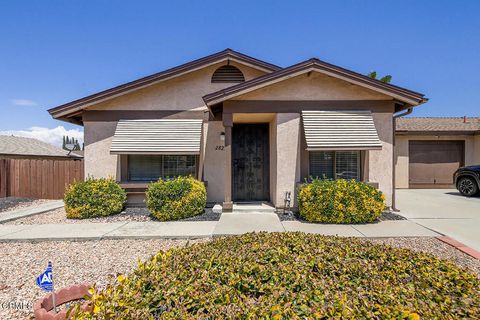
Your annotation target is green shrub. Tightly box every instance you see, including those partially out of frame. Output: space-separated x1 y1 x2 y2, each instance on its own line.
146 176 206 221
64 177 126 219
298 179 385 224
69 233 480 319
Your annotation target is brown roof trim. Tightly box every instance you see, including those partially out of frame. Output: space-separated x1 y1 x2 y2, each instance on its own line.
48 49 280 120
203 58 427 106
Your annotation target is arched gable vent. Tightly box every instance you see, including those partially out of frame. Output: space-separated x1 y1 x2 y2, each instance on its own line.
211 65 245 83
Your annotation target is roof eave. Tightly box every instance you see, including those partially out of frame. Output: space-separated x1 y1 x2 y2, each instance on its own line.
48 49 280 121
203 60 427 107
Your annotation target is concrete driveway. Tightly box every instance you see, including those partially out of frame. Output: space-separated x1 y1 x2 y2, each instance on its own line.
396 189 480 251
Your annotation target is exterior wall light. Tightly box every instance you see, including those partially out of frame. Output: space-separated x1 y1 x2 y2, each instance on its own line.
220 132 225 141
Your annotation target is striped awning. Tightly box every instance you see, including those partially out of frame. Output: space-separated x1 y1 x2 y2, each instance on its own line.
110 119 203 154
302 111 382 150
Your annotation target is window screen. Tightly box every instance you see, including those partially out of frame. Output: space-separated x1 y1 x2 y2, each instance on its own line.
335 151 360 180
309 151 360 180
127 155 196 181
162 155 197 178
309 151 334 179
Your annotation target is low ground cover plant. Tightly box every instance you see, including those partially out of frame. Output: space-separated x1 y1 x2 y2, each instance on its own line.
146 176 206 221
69 232 480 319
64 177 126 219
298 179 385 223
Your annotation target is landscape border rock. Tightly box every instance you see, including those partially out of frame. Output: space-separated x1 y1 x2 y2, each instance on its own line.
34 283 91 320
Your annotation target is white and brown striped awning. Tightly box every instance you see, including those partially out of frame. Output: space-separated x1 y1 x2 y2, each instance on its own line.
110 119 203 155
302 110 382 151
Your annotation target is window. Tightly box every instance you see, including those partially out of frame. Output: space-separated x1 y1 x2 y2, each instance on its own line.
127 155 197 181
309 151 360 180
211 65 245 83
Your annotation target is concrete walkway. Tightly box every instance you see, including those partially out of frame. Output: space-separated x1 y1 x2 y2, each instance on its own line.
0 221 218 241
396 189 480 251
0 200 64 223
213 212 285 236
0 216 438 241
0 199 441 241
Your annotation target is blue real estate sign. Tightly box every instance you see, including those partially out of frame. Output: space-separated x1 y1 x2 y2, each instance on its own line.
35 261 53 292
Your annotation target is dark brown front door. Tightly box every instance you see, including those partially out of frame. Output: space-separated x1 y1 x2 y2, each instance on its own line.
232 124 270 201
409 140 464 188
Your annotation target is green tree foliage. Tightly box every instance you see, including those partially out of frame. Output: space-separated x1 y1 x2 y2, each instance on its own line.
367 71 392 83
62 135 83 151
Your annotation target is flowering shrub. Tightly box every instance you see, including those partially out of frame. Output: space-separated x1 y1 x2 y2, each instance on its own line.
298 179 385 223
68 233 480 319
146 176 206 221
64 177 126 219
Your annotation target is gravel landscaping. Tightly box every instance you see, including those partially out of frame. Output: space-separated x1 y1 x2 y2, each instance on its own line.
2 207 221 225
276 210 406 222
0 236 477 319
371 237 480 276
0 239 206 320
0 197 49 214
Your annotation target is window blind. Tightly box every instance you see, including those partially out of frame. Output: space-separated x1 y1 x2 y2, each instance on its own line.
309 151 334 179
335 151 360 180
309 151 360 180
127 155 196 181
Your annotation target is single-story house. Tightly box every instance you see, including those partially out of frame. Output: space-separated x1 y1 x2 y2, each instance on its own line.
48 49 427 210
395 117 480 188
0 135 83 160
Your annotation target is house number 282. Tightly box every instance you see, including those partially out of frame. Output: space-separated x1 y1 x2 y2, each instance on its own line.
215 146 224 150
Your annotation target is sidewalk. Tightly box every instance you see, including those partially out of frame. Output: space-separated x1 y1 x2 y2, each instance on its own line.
0 217 439 241
0 200 64 223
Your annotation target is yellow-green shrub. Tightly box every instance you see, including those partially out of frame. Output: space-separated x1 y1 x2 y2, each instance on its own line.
146 176 206 221
64 177 126 219
68 233 480 319
298 179 385 223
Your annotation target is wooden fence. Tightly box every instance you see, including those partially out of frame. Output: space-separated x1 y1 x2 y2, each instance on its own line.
0 158 84 199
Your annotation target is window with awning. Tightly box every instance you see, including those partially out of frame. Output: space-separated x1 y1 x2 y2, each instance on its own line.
309 151 360 180
127 155 197 181
110 119 203 155
302 111 382 150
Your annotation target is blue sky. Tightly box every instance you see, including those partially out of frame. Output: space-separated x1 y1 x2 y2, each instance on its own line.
1 1 479 145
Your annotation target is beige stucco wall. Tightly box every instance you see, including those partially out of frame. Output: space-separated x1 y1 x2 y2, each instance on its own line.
236 72 392 101
203 121 226 203
475 135 480 163
86 61 266 112
83 121 119 179
274 113 301 207
82 62 268 181
368 113 394 206
394 134 477 189
269 117 277 205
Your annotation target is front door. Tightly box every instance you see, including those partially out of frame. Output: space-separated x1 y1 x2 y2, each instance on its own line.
232 124 270 201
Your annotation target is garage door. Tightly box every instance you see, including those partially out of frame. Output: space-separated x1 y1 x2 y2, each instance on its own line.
409 140 464 188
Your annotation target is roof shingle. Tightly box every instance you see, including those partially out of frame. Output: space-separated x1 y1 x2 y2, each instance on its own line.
0 135 80 158
396 117 480 133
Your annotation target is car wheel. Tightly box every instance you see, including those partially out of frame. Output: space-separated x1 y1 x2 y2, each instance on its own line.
457 177 479 197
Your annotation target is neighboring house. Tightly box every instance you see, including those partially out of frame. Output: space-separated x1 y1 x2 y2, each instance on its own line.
0 135 83 160
0 135 83 199
48 49 427 209
395 117 480 188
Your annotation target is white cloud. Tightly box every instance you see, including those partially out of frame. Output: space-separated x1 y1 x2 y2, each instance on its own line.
11 99 38 106
0 126 84 147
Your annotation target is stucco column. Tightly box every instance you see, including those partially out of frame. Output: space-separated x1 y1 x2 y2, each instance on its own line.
275 113 301 208
223 113 233 211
